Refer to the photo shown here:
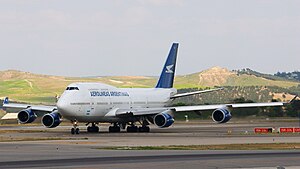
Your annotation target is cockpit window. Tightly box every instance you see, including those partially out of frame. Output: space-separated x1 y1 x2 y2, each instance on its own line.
66 87 79 91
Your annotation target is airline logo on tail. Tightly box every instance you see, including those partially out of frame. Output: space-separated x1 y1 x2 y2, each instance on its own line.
166 64 174 73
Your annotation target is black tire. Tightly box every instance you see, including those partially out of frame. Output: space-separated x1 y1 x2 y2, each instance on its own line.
87 126 99 133
127 126 138 132
75 128 80 134
71 128 75 134
115 127 120 132
109 126 120 133
145 126 150 132
138 126 150 133
108 126 112 132
87 126 91 132
94 126 99 133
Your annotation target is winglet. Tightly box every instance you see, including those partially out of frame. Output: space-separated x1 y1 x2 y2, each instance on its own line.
3 97 9 104
156 43 179 88
289 95 299 103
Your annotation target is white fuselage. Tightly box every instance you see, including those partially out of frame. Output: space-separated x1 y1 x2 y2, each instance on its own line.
57 83 177 122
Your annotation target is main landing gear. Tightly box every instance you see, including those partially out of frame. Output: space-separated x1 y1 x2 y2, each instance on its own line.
87 123 99 133
138 126 150 132
126 121 150 133
70 121 150 134
109 123 121 132
71 121 80 135
126 125 150 132
108 122 150 133
126 125 138 132
137 119 150 133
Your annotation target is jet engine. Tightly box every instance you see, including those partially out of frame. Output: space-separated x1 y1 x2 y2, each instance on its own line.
17 108 37 124
41 111 61 128
154 110 174 128
212 108 232 123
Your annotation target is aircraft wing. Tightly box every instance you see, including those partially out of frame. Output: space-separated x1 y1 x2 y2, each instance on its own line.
170 88 223 99
3 103 56 112
173 102 286 112
112 101 286 117
2 98 56 113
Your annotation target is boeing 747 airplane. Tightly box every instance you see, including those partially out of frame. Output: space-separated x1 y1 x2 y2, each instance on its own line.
2 43 289 134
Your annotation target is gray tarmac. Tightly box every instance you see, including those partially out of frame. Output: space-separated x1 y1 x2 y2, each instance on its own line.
0 120 300 168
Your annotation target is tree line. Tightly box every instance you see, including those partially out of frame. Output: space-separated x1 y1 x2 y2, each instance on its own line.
275 71 300 81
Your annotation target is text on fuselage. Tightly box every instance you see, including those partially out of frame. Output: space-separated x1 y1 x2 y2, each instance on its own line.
90 91 129 97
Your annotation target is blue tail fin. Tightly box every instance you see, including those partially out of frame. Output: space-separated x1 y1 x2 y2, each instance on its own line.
3 97 9 104
156 43 179 88
2 97 9 110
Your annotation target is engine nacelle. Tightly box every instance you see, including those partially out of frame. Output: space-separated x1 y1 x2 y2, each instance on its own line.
154 111 174 128
41 111 61 128
212 108 232 123
17 108 37 124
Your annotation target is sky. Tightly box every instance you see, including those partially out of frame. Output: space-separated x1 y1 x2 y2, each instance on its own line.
0 0 299 77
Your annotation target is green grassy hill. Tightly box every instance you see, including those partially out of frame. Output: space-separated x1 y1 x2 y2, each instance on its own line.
176 67 299 88
0 68 299 104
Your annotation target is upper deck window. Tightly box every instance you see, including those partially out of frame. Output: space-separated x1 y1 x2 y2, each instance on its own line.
66 87 79 91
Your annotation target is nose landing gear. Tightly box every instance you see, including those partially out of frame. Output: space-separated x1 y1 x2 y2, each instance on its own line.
71 121 80 134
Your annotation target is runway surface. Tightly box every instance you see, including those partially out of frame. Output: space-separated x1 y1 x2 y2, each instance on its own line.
0 120 300 168
0 150 300 169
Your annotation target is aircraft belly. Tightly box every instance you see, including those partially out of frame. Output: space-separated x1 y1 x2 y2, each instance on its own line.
63 115 121 123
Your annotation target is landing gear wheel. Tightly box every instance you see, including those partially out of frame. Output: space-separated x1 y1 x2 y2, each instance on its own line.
138 126 150 132
75 128 80 134
71 128 75 134
93 126 99 133
127 126 138 132
71 120 79 135
87 125 99 133
109 126 121 132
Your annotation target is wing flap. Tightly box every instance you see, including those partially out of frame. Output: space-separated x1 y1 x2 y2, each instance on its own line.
174 105 226 112
229 102 284 108
171 88 223 99
174 102 285 112
106 102 286 117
